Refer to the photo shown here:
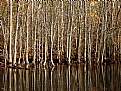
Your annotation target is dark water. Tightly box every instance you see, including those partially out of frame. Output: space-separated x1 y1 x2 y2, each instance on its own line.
0 64 121 91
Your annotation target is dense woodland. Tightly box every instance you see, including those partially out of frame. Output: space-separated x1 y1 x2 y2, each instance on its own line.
0 1 121 67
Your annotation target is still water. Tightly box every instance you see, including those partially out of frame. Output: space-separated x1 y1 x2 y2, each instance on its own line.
0 64 121 91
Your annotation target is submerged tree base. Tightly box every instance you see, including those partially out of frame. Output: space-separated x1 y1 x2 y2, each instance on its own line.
0 53 120 69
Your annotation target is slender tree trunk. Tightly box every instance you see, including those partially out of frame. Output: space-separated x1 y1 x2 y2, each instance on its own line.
66 4 69 61
18 27 22 64
117 4 121 60
68 1 73 64
31 0 34 58
33 2 38 65
101 32 106 63
44 28 47 66
95 21 99 58
19 0 24 64
40 0 44 63
84 1 87 62
113 1 119 60
37 2 42 63
88 1 91 64
26 2 29 64
9 0 13 64
41 23 44 61
102 1 107 63
50 1 54 66
57 14 60 62
77 0 82 62
33 20 37 65
61 0 64 53
14 1 20 65
43 1 47 66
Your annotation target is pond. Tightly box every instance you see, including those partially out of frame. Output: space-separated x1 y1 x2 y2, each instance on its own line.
0 63 120 91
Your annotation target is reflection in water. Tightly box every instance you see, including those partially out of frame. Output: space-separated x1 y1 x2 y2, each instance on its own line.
0 64 121 91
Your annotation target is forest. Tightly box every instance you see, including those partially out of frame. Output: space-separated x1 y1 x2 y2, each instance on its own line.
0 0 121 68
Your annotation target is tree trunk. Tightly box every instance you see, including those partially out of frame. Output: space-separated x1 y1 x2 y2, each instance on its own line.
61 0 64 53
77 1 82 62
84 1 87 62
14 1 20 65
88 1 91 64
9 0 13 64
26 2 29 64
43 1 47 66
50 1 54 66
68 1 73 64
31 0 34 59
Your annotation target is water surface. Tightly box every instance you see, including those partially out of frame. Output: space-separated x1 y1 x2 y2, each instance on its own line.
0 64 121 91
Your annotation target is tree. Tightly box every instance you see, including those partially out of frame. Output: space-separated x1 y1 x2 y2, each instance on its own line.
13 0 20 65
9 0 13 65
26 1 29 64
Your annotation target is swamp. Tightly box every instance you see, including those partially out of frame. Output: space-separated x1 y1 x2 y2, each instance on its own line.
0 0 121 91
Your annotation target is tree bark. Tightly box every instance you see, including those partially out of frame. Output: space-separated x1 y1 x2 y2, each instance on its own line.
26 2 29 64
84 1 87 62
50 1 54 66
77 0 82 62
9 0 13 64
14 1 20 65
68 1 73 64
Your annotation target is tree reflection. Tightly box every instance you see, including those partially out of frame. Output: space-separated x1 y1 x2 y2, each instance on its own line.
0 64 120 91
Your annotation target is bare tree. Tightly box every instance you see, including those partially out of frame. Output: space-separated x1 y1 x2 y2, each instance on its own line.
37 1 42 63
61 0 64 54
9 0 13 65
26 1 29 64
57 3 60 62
88 1 92 64
84 1 87 62
77 0 82 62
13 1 20 65
66 1 69 62
68 1 74 64
33 1 37 66
43 1 47 66
31 0 34 59
50 1 55 66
